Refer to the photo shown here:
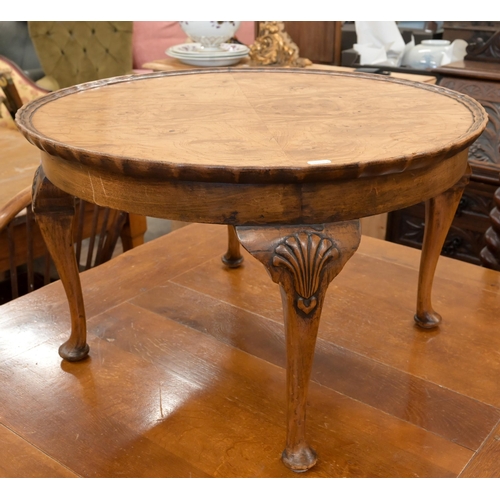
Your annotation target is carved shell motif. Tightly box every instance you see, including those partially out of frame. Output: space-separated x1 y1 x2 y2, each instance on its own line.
272 232 339 314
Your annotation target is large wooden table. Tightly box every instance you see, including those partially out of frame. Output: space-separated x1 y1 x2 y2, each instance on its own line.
2 223 500 478
16 68 487 472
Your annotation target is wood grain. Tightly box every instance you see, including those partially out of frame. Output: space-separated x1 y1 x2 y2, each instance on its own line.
0 128 40 207
130 280 500 452
173 237 500 408
32 166 88 361
237 221 361 470
0 223 499 477
17 69 485 183
415 166 471 327
37 151 470 225
0 424 78 478
8 68 495 476
460 422 500 477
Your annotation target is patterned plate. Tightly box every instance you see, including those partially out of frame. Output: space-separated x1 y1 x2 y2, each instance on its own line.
165 50 247 67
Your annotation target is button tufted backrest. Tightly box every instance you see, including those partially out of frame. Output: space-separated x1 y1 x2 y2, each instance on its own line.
28 21 133 90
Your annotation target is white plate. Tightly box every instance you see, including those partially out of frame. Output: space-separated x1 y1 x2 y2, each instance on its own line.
166 50 247 67
167 42 249 58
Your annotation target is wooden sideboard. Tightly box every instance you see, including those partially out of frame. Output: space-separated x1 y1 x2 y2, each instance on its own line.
386 33 500 269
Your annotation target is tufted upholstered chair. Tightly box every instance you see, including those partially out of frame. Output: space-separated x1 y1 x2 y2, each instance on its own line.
28 21 133 90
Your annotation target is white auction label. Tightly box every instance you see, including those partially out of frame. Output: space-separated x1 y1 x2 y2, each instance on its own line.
307 160 332 165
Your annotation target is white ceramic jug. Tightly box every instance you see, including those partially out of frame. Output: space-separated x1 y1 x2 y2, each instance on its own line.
404 39 468 70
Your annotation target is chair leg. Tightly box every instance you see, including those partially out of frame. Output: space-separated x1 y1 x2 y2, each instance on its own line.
237 221 361 472
32 166 89 361
415 165 471 328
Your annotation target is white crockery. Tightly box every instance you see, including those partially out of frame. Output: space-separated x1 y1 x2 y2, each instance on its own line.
404 39 467 70
168 43 249 58
179 21 241 51
166 50 246 67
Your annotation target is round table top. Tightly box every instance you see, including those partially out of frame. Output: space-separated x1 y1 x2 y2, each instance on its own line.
17 68 487 184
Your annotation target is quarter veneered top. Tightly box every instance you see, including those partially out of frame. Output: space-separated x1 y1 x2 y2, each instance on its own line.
16 68 487 183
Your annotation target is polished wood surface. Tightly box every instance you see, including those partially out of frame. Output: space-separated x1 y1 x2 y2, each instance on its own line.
237 221 361 471
0 128 40 206
415 166 471 327
139 59 434 242
15 68 488 471
0 425 77 478
21 71 463 176
1 223 499 477
435 60 500 81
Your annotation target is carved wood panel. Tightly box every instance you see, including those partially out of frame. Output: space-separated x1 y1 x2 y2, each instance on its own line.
465 29 500 61
439 77 500 170
386 180 499 266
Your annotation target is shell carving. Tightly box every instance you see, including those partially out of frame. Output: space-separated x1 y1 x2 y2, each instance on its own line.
272 232 339 314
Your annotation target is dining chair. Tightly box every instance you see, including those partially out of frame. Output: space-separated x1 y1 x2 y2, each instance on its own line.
0 186 128 302
0 56 146 303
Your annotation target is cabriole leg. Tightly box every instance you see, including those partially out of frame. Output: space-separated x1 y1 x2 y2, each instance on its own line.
237 221 361 472
415 165 471 328
32 166 89 361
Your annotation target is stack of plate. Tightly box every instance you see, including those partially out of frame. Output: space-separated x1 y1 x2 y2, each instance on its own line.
166 43 250 67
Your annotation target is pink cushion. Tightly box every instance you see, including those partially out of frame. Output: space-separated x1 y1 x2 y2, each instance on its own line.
132 21 256 69
235 22 256 46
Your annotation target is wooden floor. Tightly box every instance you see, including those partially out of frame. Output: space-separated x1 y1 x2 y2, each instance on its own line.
1 223 499 478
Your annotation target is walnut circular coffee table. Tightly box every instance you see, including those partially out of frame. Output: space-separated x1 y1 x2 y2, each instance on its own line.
16 68 487 473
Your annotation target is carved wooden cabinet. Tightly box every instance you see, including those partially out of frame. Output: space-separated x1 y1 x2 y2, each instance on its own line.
386 34 500 269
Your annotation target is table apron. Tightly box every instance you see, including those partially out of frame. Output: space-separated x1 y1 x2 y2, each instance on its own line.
39 150 470 225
